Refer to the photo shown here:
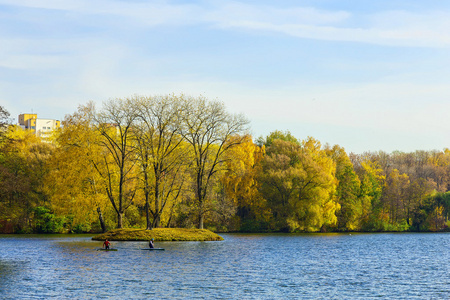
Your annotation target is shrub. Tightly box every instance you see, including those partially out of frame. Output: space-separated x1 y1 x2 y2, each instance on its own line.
33 206 65 233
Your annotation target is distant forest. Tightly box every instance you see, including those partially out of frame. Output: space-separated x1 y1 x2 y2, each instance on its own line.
1 95 449 234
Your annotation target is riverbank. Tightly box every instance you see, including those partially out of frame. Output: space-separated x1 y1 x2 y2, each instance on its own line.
91 228 224 241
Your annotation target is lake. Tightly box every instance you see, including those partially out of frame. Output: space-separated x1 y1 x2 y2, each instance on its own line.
1 232 449 299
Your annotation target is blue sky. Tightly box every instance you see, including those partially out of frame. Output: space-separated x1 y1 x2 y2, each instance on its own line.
2 0 450 154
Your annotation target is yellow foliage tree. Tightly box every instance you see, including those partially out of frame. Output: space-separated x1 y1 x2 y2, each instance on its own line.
221 135 270 230
359 160 386 230
47 105 110 232
0 126 54 232
384 169 410 225
288 137 339 232
259 135 339 232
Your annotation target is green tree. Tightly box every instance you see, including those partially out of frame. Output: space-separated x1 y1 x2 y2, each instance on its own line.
258 139 300 230
256 130 299 147
358 160 386 231
405 178 432 225
326 145 362 231
33 206 65 233
413 192 450 232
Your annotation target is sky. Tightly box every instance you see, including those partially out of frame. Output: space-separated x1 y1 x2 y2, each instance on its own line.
2 0 450 154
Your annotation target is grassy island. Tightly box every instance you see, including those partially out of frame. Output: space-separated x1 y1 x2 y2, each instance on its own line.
91 228 224 241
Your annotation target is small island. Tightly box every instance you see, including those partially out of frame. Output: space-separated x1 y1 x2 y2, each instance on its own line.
92 228 224 241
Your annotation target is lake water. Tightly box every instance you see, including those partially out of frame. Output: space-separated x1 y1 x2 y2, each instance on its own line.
1 233 450 299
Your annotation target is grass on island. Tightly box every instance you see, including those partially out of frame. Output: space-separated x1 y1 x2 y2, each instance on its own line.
91 228 224 241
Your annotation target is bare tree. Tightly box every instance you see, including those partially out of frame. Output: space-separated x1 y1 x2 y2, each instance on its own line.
178 96 249 229
0 106 10 135
93 98 139 228
134 95 189 229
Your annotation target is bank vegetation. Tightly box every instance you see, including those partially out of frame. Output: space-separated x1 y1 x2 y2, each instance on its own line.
1 95 450 234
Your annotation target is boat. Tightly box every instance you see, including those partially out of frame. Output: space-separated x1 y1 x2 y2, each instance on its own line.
97 248 118 251
141 248 165 251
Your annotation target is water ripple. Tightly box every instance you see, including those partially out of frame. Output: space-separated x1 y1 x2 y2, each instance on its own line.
1 233 450 299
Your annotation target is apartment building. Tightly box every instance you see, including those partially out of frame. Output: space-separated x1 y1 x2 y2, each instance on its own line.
18 113 61 140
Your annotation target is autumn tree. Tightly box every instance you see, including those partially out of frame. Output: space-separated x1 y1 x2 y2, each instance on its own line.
325 145 362 231
47 104 110 232
220 135 268 231
0 126 53 232
384 169 410 226
291 137 339 232
258 133 339 232
178 96 249 229
427 150 450 192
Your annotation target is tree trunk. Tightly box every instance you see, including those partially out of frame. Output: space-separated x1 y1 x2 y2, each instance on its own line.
199 215 204 229
155 215 161 228
97 207 106 233
117 211 123 228
154 180 160 228
146 199 152 230
144 168 152 230
166 203 176 228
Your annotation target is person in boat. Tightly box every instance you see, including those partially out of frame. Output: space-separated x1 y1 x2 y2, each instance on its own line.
149 238 155 249
103 239 111 250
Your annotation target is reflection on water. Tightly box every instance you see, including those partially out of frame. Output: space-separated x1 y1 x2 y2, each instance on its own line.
0 259 19 291
0 233 450 299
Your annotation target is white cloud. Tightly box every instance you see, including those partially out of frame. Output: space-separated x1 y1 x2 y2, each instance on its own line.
2 0 450 47
0 0 83 10
208 2 350 27
2 0 450 153
217 8 450 47
0 0 202 26
209 3 450 48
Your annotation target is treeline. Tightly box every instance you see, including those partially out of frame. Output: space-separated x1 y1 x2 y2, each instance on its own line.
0 95 449 233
